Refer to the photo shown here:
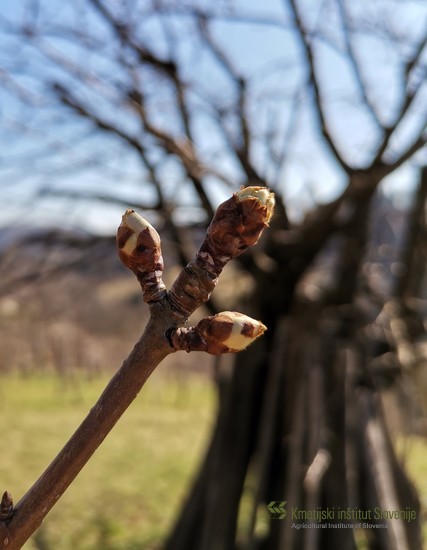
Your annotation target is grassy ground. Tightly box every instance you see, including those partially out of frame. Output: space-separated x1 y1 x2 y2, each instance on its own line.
0 371 215 549
0 373 426 549
396 436 427 543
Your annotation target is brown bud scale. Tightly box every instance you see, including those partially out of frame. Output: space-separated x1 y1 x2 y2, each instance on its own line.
117 225 164 273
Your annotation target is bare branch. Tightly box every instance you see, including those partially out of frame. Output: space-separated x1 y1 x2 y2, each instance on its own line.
88 0 178 78
372 27 427 164
197 16 267 185
335 0 382 129
51 81 223 217
154 5 292 31
404 26 427 80
87 0 224 217
52 81 146 156
38 188 161 212
287 0 352 175
384 134 427 174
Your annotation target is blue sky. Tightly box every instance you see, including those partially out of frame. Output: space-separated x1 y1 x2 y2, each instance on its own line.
1 0 427 233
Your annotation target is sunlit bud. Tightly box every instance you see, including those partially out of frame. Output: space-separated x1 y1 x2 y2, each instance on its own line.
168 311 266 354
197 311 266 353
199 186 275 270
116 209 166 303
116 209 164 273
168 187 275 320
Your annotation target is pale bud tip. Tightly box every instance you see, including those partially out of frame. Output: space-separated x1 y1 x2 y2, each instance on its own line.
198 311 267 353
117 209 158 257
236 186 275 223
221 311 266 351
116 209 164 277
121 209 152 234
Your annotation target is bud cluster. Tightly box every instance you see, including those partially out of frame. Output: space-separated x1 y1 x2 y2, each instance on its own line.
116 187 274 354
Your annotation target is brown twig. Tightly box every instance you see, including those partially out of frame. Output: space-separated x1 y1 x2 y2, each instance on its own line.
0 187 274 550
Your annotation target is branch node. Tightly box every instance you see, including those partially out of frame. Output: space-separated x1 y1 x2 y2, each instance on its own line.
0 521 12 549
0 493 13 523
168 326 207 353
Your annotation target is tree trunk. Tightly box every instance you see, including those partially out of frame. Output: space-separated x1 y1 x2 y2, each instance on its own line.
165 180 424 550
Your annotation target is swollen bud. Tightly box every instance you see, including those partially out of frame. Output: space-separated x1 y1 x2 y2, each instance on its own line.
197 311 267 353
200 185 275 268
168 186 275 319
116 209 166 303
117 209 163 272
169 311 267 354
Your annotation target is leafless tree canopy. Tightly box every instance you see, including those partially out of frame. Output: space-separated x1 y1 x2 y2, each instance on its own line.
1 0 427 222
1 1 427 549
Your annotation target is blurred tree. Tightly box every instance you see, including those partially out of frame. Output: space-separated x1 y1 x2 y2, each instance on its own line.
1 0 427 548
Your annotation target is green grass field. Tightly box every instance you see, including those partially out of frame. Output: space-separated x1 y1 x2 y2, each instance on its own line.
0 371 215 549
0 373 425 549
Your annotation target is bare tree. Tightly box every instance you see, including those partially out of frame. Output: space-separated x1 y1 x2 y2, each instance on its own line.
1 1 427 548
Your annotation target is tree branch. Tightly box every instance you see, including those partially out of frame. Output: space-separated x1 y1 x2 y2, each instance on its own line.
50 81 210 278
88 0 178 78
384 135 427 174
287 0 352 175
335 0 382 129
0 187 274 550
87 0 218 217
372 27 427 165
197 15 267 185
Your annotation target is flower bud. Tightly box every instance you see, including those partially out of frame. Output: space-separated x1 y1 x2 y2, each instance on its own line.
116 209 166 303
196 311 266 354
168 186 275 319
199 186 275 271
116 209 163 273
